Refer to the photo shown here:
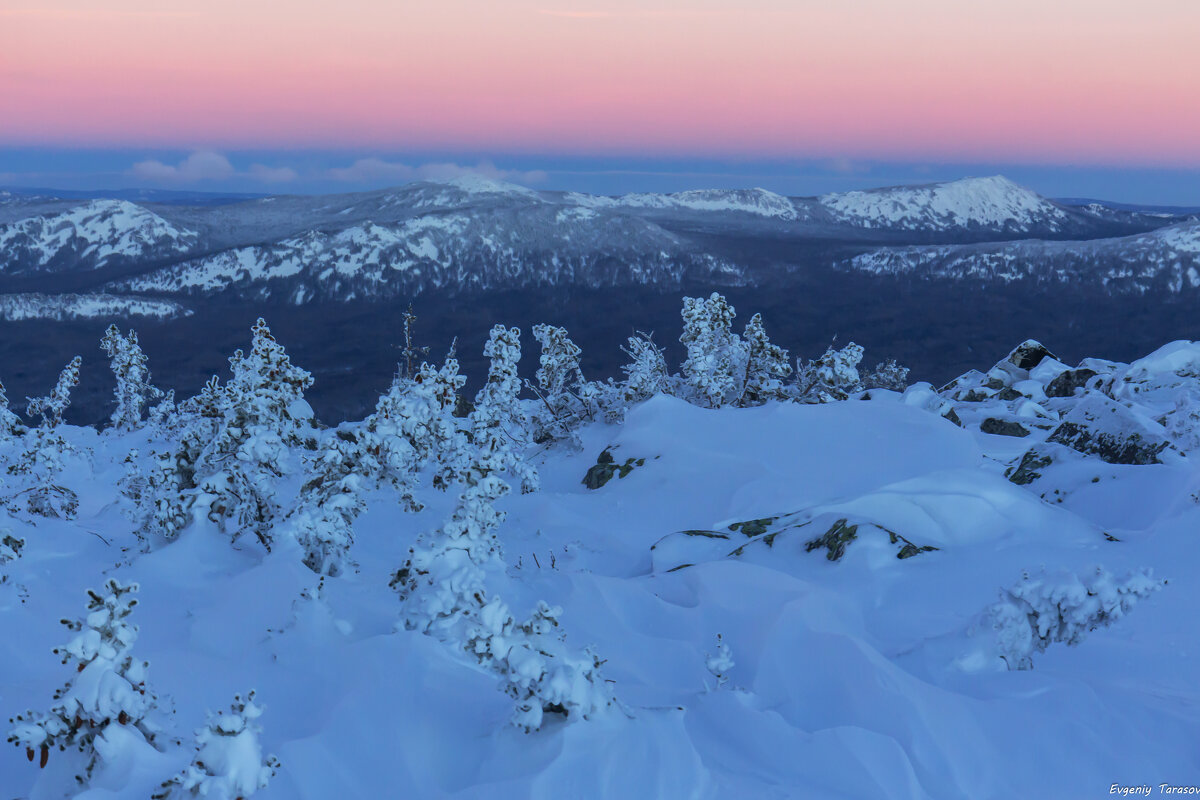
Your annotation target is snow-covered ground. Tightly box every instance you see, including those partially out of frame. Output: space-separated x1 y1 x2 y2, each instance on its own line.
2 313 1199 799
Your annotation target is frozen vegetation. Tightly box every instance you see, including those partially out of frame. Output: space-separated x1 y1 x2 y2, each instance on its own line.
1 294 1197 798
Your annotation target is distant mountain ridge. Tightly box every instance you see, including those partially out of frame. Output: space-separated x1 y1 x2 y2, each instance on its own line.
0 175 1194 320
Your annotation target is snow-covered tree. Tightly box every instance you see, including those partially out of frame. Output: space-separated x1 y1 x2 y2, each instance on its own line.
862 358 911 392
283 353 470 575
472 325 538 493
7 580 161 785
0 378 25 442
468 599 613 733
154 692 278 800
5 359 87 520
529 323 587 445
122 320 317 550
738 313 791 406
101 325 162 432
795 342 865 402
988 566 1166 670
705 634 734 691
25 356 82 429
620 332 670 404
680 293 747 409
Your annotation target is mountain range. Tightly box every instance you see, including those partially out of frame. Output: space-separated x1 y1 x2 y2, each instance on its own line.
1 175 1195 321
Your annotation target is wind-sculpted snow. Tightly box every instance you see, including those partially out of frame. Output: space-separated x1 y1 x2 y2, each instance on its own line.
841 218 1200 293
110 209 742 302
0 199 198 272
569 187 802 220
0 292 191 321
820 175 1069 232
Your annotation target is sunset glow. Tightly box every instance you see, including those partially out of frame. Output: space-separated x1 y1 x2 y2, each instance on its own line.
3 0 1198 166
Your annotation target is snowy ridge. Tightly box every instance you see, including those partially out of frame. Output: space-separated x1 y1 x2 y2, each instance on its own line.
0 200 198 272
820 175 1069 232
569 188 800 220
841 218 1200 293
110 210 742 302
0 292 191 321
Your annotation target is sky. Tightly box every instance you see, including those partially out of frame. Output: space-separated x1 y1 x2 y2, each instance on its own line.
1 0 1198 203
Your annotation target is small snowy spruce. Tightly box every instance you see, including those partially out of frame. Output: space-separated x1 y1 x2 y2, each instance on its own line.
796 342 865 402
101 325 162 431
862 358 911 392
0 377 25 442
705 634 734 691
129 319 316 549
473 325 539 493
154 692 278 800
7 580 161 785
619 332 670 404
6 358 86 519
738 312 791 406
988 566 1166 670
25 355 82 429
529 323 589 445
680 293 747 409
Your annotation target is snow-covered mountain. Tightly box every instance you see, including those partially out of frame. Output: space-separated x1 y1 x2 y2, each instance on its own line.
841 217 1200 293
0 199 198 273
818 175 1070 233
0 176 1191 320
568 187 802 220
108 206 741 303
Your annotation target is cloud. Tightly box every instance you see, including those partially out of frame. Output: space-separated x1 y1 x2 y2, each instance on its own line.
130 151 296 184
132 151 235 182
248 163 300 183
823 157 871 176
328 158 547 186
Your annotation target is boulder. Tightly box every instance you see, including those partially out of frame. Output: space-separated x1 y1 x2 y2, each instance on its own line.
1045 368 1098 398
1006 340 1059 371
1046 396 1177 465
981 418 1031 438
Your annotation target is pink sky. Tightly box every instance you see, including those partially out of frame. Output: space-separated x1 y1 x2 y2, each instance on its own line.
2 0 1198 165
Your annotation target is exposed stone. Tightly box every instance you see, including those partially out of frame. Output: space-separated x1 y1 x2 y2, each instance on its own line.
1007 340 1058 371
728 517 778 537
1007 448 1054 485
996 387 1023 402
804 518 859 561
980 418 1031 438
582 448 647 489
1046 396 1175 465
1045 368 1098 398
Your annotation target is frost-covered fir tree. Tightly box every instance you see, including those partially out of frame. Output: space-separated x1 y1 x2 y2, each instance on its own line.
988 566 1166 670
468 599 614 733
862 358 911 392
620 332 671 404
101 325 162 432
795 342 865 402
154 692 278 800
25 356 82 429
738 313 791 407
680 293 747 409
472 325 538 493
124 320 316 549
8 581 161 786
283 353 471 575
705 634 734 691
6 359 86 519
396 464 613 731
529 323 595 446
0 378 25 442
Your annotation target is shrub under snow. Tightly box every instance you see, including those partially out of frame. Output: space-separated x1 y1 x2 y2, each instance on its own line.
154 691 278 800
7 580 161 785
988 566 1166 670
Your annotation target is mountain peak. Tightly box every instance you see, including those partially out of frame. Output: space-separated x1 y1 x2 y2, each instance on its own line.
820 175 1064 232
